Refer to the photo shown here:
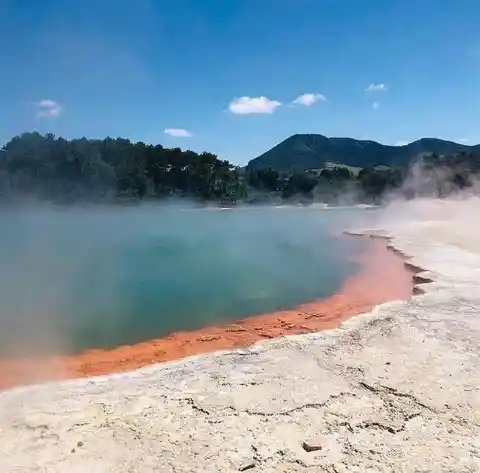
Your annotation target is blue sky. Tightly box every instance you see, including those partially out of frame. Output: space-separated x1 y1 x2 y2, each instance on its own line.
1 0 479 165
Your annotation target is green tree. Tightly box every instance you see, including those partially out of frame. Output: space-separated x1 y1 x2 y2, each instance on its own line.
0 133 244 203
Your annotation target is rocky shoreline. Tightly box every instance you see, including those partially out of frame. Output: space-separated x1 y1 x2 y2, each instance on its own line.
1 198 479 472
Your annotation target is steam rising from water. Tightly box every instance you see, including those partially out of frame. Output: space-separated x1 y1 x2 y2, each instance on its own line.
2 152 478 363
0 203 367 359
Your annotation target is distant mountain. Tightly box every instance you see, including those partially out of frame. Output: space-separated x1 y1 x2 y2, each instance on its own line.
246 134 480 172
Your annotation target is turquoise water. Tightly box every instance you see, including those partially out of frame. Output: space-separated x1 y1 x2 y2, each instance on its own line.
0 205 367 356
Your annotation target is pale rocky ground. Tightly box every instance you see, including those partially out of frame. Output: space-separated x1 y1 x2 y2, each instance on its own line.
1 198 479 472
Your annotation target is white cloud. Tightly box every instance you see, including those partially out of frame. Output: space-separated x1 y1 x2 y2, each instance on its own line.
164 128 193 137
395 140 409 146
292 93 327 107
365 83 388 92
228 96 281 114
36 99 63 118
372 101 379 110
457 138 469 144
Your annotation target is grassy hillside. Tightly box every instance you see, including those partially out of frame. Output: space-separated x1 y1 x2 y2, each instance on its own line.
247 134 480 172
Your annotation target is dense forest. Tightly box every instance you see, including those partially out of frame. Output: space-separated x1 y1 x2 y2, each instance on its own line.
247 150 480 204
0 133 245 204
1 132 479 206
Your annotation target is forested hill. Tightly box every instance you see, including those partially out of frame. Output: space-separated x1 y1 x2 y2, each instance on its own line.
2 132 480 206
247 134 480 172
0 132 245 203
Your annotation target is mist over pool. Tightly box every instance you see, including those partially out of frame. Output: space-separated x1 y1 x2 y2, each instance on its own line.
0 205 372 356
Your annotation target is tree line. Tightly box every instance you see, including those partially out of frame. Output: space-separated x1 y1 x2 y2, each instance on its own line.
0 133 245 203
1 132 479 205
246 151 480 204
